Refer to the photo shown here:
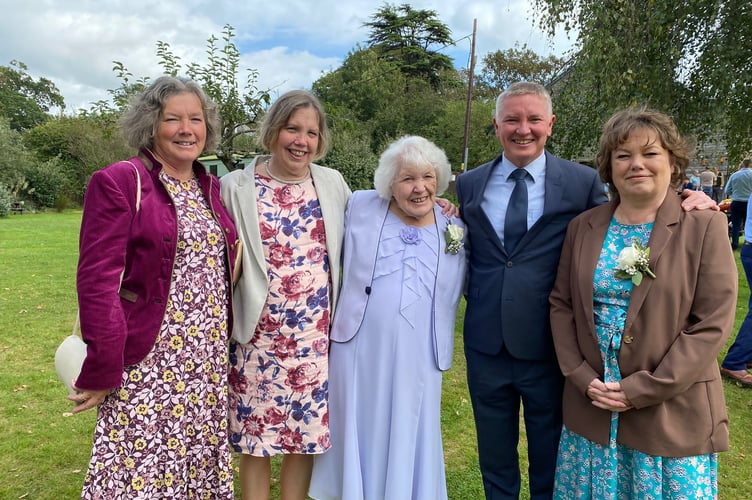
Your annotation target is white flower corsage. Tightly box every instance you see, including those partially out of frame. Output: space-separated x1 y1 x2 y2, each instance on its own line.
444 219 464 255
614 238 655 286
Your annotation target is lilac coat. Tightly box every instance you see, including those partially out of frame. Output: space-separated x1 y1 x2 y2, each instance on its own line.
76 150 239 390
331 190 467 370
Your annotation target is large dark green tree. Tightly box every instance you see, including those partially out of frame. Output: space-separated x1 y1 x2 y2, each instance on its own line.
313 45 464 156
364 3 455 90
0 60 65 131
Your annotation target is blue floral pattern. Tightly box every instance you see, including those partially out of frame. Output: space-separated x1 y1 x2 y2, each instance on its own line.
554 218 718 499
228 174 331 456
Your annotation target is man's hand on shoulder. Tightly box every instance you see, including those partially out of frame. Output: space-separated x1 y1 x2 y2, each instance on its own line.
680 189 719 212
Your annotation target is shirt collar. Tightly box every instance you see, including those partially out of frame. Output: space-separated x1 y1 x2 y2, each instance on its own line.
500 151 546 182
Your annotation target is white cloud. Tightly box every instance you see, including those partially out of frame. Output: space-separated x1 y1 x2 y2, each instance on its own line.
0 0 574 112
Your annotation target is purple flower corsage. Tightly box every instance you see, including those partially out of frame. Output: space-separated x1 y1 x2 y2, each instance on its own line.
399 226 421 245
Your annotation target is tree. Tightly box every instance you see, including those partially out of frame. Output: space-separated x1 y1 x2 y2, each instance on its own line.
477 44 566 99
321 126 379 191
688 0 752 161
90 24 269 169
0 60 65 131
0 117 65 210
23 115 133 202
183 25 270 166
425 98 498 172
314 46 406 126
364 3 455 90
530 0 733 160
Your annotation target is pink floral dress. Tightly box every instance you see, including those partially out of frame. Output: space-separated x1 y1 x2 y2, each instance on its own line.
81 172 233 499
228 173 331 456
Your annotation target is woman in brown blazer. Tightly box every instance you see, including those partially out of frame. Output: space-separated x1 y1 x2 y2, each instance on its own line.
549 108 737 498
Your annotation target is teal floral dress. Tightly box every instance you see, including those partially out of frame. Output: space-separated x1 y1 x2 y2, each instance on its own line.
553 218 718 500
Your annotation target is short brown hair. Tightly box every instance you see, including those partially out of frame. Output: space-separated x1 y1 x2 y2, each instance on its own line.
596 107 692 201
258 90 330 161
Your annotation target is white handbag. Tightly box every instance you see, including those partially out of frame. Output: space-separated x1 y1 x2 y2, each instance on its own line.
54 161 141 394
54 315 87 395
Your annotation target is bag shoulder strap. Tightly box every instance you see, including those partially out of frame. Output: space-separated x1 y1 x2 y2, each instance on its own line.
123 160 142 213
75 159 142 338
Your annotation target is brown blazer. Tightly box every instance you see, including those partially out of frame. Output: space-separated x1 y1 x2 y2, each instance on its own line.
550 190 737 457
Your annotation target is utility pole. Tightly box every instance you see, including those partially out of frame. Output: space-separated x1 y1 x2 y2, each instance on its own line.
462 18 477 174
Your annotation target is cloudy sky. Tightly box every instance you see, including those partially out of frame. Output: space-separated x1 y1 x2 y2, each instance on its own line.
1 0 575 113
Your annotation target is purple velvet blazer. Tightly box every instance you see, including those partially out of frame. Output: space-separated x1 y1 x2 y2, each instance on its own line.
75 150 239 390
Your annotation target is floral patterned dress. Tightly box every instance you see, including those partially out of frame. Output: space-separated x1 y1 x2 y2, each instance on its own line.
82 172 233 499
553 218 718 499
228 173 331 456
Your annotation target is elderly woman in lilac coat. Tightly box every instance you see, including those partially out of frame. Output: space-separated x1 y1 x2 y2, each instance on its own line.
309 135 467 500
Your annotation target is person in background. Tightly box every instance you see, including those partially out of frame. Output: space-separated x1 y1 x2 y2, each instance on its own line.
308 136 467 500
550 107 736 498
455 81 717 499
712 167 724 202
699 165 716 198
71 76 239 498
681 176 695 191
724 158 752 250
689 168 701 190
720 189 752 387
220 90 350 500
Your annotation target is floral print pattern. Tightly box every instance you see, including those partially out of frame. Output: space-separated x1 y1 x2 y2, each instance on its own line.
228 173 331 456
82 172 233 499
554 219 717 499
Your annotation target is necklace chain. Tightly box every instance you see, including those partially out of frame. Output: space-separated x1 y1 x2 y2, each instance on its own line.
263 158 310 185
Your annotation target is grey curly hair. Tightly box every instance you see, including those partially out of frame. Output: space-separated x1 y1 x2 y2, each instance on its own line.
120 75 221 151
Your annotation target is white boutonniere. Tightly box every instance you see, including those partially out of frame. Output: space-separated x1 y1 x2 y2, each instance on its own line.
444 219 464 255
614 238 656 286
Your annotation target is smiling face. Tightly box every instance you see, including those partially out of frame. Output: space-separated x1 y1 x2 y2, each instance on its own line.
390 163 438 225
494 93 555 167
611 127 674 204
152 92 206 172
269 106 320 180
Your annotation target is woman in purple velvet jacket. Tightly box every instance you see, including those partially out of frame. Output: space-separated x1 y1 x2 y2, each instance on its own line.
69 76 239 498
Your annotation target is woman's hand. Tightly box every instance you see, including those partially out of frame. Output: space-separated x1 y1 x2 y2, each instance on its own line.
68 382 110 414
586 378 633 412
436 197 460 218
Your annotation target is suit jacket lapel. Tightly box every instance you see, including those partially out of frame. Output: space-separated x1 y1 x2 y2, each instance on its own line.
624 191 680 332
577 202 615 345
467 157 506 254
516 151 564 249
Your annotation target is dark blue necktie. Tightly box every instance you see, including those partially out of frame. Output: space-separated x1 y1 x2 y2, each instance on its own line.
504 168 529 252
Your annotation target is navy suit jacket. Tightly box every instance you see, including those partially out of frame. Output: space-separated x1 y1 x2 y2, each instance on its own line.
456 151 607 361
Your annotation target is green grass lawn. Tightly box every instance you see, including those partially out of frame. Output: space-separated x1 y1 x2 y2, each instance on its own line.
1 211 750 499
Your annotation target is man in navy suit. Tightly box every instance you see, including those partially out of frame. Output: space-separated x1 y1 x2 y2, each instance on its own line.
456 81 606 499
456 82 716 499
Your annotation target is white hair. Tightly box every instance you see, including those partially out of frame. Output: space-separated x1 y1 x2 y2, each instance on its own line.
373 135 452 199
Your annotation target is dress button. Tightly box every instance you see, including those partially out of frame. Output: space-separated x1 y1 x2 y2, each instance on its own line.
506 261 513 268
